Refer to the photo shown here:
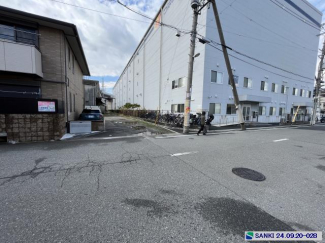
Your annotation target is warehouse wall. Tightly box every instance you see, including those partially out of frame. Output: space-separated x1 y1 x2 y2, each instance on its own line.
113 0 208 112
202 0 322 123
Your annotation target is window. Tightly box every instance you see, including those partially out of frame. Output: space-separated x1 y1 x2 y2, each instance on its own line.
69 92 72 112
269 107 276 116
308 91 312 98
279 107 285 116
211 70 223 84
259 106 266 115
281 85 288 94
172 78 186 89
271 83 278 93
178 77 186 88
73 94 76 112
300 89 305 97
172 80 176 89
228 75 239 85
72 57 75 74
243 77 252 88
16 26 38 46
0 24 38 46
209 103 221 115
261 81 268 91
171 104 184 113
226 104 236 115
0 24 15 41
68 47 71 69
292 88 298 96
0 84 40 98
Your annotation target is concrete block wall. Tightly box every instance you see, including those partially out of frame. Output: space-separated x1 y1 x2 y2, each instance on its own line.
0 114 65 143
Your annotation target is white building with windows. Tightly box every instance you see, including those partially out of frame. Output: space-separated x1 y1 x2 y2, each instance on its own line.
113 0 322 124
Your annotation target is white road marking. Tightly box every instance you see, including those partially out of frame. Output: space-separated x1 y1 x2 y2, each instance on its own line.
273 138 289 142
156 135 190 139
170 151 198 157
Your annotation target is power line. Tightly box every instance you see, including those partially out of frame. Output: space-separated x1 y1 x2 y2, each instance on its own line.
269 0 320 30
219 0 238 15
201 35 313 80
49 0 192 34
115 0 191 34
48 0 153 25
222 29 318 53
215 0 319 51
207 42 314 84
198 21 318 52
163 7 189 104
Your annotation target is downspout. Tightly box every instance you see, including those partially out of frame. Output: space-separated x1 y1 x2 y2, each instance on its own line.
63 35 69 125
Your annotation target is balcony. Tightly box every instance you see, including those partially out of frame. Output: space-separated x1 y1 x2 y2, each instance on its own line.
0 40 43 77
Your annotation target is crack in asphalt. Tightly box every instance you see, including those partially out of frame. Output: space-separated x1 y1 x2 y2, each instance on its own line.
0 142 170 190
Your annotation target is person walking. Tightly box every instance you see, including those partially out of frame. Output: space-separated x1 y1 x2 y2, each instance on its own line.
197 111 206 135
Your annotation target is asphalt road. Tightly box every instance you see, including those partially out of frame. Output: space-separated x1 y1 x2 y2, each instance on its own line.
0 123 324 242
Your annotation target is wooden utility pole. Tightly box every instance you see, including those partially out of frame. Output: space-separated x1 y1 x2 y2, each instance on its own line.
183 1 199 134
209 0 246 130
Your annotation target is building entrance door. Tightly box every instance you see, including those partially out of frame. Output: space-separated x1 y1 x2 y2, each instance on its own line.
242 105 251 121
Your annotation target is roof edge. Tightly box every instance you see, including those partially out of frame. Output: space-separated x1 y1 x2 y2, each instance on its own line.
113 0 169 90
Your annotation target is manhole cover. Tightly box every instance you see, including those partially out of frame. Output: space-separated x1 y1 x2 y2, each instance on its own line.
232 168 266 181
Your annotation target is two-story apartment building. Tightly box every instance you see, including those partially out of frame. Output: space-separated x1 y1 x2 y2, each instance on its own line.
113 0 322 124
0 6 90 142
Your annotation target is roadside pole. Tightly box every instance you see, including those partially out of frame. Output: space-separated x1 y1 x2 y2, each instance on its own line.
311 36 325 125
183 2 199 134
209 0 246 130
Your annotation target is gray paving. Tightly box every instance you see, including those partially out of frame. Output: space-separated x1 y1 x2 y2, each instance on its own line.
0 124 324 242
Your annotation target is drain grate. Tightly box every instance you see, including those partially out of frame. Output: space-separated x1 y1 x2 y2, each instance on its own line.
232 168 266 182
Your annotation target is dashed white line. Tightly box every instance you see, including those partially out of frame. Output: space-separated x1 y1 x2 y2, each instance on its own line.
170 151 198 157
273 138 289 142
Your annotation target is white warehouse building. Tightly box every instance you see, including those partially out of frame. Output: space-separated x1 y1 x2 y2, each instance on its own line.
113 0 322 124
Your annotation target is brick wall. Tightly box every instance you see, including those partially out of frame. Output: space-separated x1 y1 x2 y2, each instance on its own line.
0 114 65 143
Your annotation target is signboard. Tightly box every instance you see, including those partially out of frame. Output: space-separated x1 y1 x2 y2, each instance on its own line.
38 101 56 112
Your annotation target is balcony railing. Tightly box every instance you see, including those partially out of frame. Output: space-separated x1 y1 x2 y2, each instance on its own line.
0 24 39 48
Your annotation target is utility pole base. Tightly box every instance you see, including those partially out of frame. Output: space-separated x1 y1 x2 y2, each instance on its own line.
183 126 190 134
240 123 246 131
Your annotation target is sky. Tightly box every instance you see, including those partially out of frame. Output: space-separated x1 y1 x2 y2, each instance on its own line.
0 0 324 94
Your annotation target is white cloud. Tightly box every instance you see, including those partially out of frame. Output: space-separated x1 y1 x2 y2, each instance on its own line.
101 81 116 89
0 0 164 76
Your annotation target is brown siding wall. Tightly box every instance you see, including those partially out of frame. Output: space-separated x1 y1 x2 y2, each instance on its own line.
65 40 85 121
0 24 87 143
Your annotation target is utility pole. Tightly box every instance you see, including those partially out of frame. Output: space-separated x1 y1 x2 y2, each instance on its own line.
183 0 199 134
311 36 325 125
209 0 245 130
